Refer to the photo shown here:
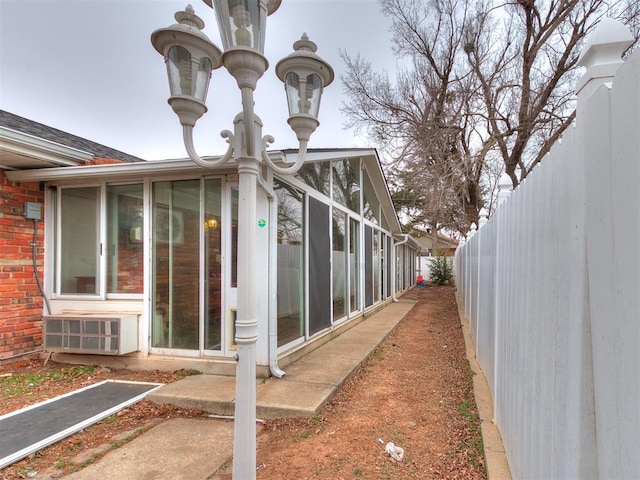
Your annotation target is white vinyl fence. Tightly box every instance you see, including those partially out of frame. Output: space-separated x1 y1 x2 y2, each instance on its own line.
455 20 640 480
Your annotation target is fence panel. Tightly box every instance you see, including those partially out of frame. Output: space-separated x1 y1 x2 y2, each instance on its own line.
583 48 640 479
454 22 640 479
475 217 496 393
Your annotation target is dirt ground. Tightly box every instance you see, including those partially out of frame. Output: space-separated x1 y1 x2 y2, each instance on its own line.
1 284 485 479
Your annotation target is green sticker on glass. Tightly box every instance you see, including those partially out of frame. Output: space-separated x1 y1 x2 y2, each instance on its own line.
257 219 266 228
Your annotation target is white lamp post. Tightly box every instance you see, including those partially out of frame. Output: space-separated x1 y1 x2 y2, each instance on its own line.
151 3 333 478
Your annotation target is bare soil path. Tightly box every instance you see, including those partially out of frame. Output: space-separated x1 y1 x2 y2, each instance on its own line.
248 284 485 479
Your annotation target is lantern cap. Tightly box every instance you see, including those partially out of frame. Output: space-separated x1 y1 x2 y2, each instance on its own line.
151 4 222 66
275 33 334 87
293 33 318 54
176 4 204 29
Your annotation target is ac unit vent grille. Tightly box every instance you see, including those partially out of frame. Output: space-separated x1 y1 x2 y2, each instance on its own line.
44 314 138 355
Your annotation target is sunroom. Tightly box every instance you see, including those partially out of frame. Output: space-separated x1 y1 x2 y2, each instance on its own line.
6 148 419 376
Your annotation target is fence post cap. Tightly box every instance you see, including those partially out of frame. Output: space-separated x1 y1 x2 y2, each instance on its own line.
479 208 489 227
578 18 634 69
576 18 634 98
498 172 512 190
497 173 512 206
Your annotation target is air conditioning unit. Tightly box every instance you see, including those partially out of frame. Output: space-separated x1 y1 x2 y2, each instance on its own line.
44 314 138 355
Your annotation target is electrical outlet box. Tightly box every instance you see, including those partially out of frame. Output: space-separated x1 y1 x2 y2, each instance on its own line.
25 202 42 220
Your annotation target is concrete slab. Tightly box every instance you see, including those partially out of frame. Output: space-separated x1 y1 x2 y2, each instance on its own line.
294 340 375 362
148 375 238 416
64 418 234 480
337 328 388 345
344 322 393 334
256 380 336 418
281 353 360 385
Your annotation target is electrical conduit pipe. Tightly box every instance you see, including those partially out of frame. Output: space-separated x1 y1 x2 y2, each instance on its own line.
256 170 286 378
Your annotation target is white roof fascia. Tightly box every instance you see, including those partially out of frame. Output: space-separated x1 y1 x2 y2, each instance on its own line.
5 157 212 183
282 148 375 165
0 126 93 166
4 152 287 183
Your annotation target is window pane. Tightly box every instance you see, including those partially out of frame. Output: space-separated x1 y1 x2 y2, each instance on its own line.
296 161 331 197
152 180 200 350
362 170 380 224
349 218 360 312
308 196 331 335
51 188 58 293
386 235 392 299
60 187 98 294
381 210 389 231
205 179 222 350
332 158 360 213
373 230 380 301
364 225 373 307
106 184 143 294
332 209 347 320
275 180 305 346
231 186 238 288
380 233 387 299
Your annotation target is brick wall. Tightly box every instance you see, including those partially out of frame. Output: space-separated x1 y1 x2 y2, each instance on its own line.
0 170 45 363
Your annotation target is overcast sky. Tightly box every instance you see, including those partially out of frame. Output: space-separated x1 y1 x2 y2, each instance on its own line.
0 0 396 160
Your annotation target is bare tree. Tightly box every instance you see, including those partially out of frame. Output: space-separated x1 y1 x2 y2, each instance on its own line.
341 0 639 233
342 0 485 235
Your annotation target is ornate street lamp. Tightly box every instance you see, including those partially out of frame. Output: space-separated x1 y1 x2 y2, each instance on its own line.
151 3 333 479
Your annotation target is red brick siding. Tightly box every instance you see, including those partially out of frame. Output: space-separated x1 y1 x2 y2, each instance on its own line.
82 157 125 166
0 170 45 363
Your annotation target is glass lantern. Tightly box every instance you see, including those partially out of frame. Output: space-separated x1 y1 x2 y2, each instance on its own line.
212 0 264 52
151 6 222 126
284 72 323 118
276 34 334 140
166 46 215 102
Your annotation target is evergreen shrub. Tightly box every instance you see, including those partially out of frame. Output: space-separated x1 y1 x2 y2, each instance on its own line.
428 255 453 285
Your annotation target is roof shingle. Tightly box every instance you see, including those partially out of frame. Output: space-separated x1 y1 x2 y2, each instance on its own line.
0 110 145 163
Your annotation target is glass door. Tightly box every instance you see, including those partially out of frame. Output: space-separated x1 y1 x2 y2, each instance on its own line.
150 178 237 357
204 179 223 351
224 184 239 353
151 179 200 353
275 180 305 347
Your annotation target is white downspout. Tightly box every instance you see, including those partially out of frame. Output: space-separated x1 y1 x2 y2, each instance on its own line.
257 169 286 378
391 234 409 302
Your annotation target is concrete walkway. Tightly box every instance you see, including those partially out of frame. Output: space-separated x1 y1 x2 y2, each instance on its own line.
64 418 234 480
64 298 417 480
